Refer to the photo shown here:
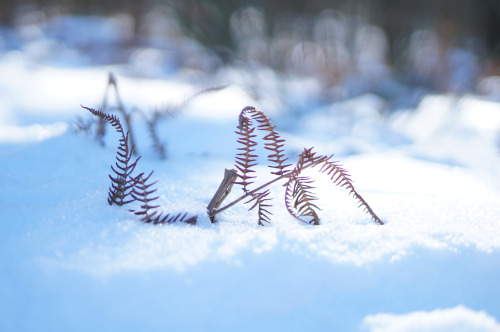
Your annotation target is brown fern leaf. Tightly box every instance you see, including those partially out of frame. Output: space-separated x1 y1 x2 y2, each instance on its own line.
284 174 321 225
210 107 383 226
83 106 140 206
130 171 160 218
234 114 258 192
240 106 292 176
245 190 273 226
108 130 141 205
130 171 197 225
301 147 384 225
316 157 383 225
283 148 321 224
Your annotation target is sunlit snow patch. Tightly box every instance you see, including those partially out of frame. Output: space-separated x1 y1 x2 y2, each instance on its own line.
361 306 500 332
0 122 68 142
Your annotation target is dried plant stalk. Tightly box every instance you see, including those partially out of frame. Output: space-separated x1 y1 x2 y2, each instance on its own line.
207 169 238 222
208 106 384 226
83 106 139 206
83 105 197 225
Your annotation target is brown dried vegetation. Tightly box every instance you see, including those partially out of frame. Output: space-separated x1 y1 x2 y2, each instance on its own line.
208 106 383 226
80 81 382 227
82 106 197 225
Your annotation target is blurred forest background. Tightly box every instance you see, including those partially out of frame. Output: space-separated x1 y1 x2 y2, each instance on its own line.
1 0 500 104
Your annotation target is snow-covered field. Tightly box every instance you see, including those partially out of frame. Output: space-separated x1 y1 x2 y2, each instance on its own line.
2 14 500 332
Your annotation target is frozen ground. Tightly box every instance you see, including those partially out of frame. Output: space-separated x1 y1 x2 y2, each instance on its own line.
2 30 500 332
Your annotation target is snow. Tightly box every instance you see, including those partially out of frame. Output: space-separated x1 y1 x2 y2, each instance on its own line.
362 306 500 332
1 14 500 332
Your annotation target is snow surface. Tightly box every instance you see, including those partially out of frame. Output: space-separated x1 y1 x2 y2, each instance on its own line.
362 306 500 332
2 36 500 332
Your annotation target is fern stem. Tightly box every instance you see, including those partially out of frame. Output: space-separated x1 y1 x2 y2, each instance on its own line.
209 159 325 218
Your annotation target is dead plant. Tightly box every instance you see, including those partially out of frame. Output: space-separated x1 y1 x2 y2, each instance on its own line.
207 106 383 226
82 106 197 224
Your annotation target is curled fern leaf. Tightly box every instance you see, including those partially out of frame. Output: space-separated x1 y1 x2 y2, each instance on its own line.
83 106 139 206
232 106 293 225
240 106 292 176
284 150 321 225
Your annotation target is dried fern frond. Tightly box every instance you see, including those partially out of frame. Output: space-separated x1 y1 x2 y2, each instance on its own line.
231 106 294 225
73 114 96 135
283 148 321 224
108 130 141 205
131 171 197 225
83 106 140 206
139 86 226 160
209 106 384 226
299 147 384 225
284 175 320 225
145 118 167 160
245 190 273 226
314 154 383 225
239 106 292 176
130 171 160 218
151 85 228 122
234 114 258 192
